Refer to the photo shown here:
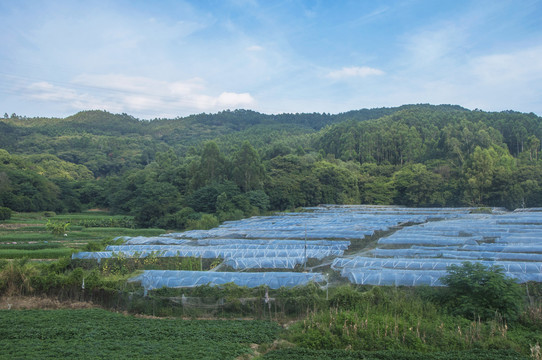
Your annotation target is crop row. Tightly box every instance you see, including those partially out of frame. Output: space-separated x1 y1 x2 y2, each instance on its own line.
0 309 280 359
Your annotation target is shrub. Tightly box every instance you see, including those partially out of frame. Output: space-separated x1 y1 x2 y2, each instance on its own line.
0 258 38 295
45 220 71 236
187 213 219 230
440 262 523 321
0 207 12 220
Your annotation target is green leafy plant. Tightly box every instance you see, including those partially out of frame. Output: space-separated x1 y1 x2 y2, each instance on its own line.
45 220 70 236
439 262 523 321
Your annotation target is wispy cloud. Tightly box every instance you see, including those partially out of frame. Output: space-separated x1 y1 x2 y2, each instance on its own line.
1 1 542 117
470 45 542 85
246 45 264 52
327 66 385 79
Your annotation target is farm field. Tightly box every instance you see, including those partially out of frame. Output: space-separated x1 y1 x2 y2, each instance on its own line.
0 211 164 260
2 206 542 359
0 308 280 359
73 205 542 291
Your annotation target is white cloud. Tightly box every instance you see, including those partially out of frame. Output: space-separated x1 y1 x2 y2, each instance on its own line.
327 66 385 79
25 74 255 118
247 45 264 52
217 92 254 106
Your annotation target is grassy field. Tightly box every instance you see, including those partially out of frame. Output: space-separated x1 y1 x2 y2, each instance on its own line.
0 308 280 359
0 211 165 260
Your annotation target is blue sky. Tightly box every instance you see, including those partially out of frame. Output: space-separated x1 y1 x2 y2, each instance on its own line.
1 0 541 119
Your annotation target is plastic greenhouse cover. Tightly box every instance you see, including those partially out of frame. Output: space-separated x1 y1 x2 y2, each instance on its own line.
129 270 325 291
340 269 448 286
107 243 347 251
121 236 350 248
74 205 542 287
497 236 542 244
162 206 478 241
222 257 306 269
331 257 542 273
378 236 480 246
72 251 113 260
338 269 542 286
370 248 542 261
194 239 350 248
75 247 344 260
124 238 191 245
461 244 542 253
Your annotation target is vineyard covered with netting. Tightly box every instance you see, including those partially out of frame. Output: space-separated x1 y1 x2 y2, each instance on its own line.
72 205 542 291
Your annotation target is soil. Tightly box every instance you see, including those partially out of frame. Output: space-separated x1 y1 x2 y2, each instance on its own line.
0 296 95 310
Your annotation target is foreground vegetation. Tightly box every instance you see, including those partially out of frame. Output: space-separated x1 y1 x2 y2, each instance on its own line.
1 251 541 358
1 211 541 358
0 308 279 359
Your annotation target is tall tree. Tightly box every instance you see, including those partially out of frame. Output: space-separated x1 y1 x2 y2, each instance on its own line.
191 141 227 189
232 141 265 192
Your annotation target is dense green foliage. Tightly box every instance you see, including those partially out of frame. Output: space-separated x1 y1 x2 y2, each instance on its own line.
2 105 542 225
439 262 523 321
0 207 11 220
0 105 542 225
0 309 280 360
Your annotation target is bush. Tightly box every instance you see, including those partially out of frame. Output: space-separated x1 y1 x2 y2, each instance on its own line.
439 262 523 321
0 207 12 220
0 258 38 295
187 213 219 230
42 211 56 217
166 207 200 230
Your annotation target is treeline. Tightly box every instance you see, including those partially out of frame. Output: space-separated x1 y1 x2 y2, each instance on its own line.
1 105 542 227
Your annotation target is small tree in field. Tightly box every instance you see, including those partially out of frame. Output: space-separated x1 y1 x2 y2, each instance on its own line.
440 262 523 321
45 220 70 236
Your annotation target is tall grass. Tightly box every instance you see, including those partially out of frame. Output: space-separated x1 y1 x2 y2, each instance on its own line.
286 286 522 353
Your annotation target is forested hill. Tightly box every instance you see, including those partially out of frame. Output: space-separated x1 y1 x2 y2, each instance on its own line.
1 104 541 228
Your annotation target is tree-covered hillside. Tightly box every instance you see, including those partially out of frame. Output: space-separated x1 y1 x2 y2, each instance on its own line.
1 105 541 227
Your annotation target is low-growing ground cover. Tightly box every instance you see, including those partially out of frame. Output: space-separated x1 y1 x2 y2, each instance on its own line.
0 308 280 359
260 348 529 360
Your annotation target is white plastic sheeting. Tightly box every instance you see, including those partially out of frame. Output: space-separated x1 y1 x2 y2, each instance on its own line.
73 206 542 288
165 205 476 241
331 209 542 286
222 257 306 269
75 246 344 261
338 268 542 286
370 248 542 261
341 269 447 286
129 270 325 292
332 257 542 274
